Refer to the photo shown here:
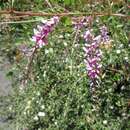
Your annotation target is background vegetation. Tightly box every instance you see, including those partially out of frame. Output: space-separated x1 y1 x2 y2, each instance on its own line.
0 0 130 130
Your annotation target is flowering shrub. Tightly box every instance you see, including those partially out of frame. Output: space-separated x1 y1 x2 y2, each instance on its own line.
10 17 129 129
0 1 130 130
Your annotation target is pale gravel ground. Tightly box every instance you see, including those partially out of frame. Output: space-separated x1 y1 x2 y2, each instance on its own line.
0 60 14 130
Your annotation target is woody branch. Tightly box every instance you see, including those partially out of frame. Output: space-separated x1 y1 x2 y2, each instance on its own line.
0 10 130 18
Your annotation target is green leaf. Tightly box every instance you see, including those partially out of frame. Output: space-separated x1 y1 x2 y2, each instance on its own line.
12 0 15 7
61 16 72 26
64 0 70 5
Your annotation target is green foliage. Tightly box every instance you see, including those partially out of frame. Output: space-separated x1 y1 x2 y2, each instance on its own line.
0 1 130 130
9 18 129 129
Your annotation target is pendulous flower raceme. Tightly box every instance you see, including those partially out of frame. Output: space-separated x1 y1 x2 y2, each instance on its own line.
31 16 59 48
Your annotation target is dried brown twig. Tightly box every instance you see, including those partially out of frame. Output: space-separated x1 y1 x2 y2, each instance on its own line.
0 10 129 18
0 10 129 25
22 46 38 87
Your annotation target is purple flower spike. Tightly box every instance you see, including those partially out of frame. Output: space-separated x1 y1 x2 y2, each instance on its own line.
83 29 102 81
31 16 59 48
83 26 110 84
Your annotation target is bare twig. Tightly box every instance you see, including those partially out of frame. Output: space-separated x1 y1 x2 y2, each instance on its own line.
0 10 129 18
0 19 43 24
26 47 37 78
106 68 124 75
0 10 129 25
9 15 29 19
22 46 38 87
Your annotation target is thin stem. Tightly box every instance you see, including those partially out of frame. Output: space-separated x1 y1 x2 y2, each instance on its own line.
0 10 129 18
106 68 124 75
70 28 79 75
25 46 37 79
22 46 38 87
0 19 43 24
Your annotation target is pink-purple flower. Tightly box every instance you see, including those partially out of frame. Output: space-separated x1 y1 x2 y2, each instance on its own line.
83 25 110 82
100 25 110 43
72 16 92 30
83 30 102 80
31 16 59 48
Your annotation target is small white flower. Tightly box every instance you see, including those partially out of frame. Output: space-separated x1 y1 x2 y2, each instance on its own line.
33 29 39 35
66 33 70 37
103 120 107 125
38 112 45 117
34 116 39 121
36 100 39 103
65 58 69 62
122 113 126 116
121 85 125 90
63 42 68 46
37 92 40 96
37 25 43 31
43 71 46 77
116 50 121 54
119 44 123 48
27 100 31 105
96 18 99 23
110 106 114 109
54 121 58 125
124 57 128 60
49 48 53 53
45 49 49 54
9 106 12 111
41 19 48 24
105 90 108 93
41 105 45 109
108 88 112 92
59 35 64 38
68 66 72 68
25 105 30 109
74 44 79 47
23 111 26 115
77 73 80 76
